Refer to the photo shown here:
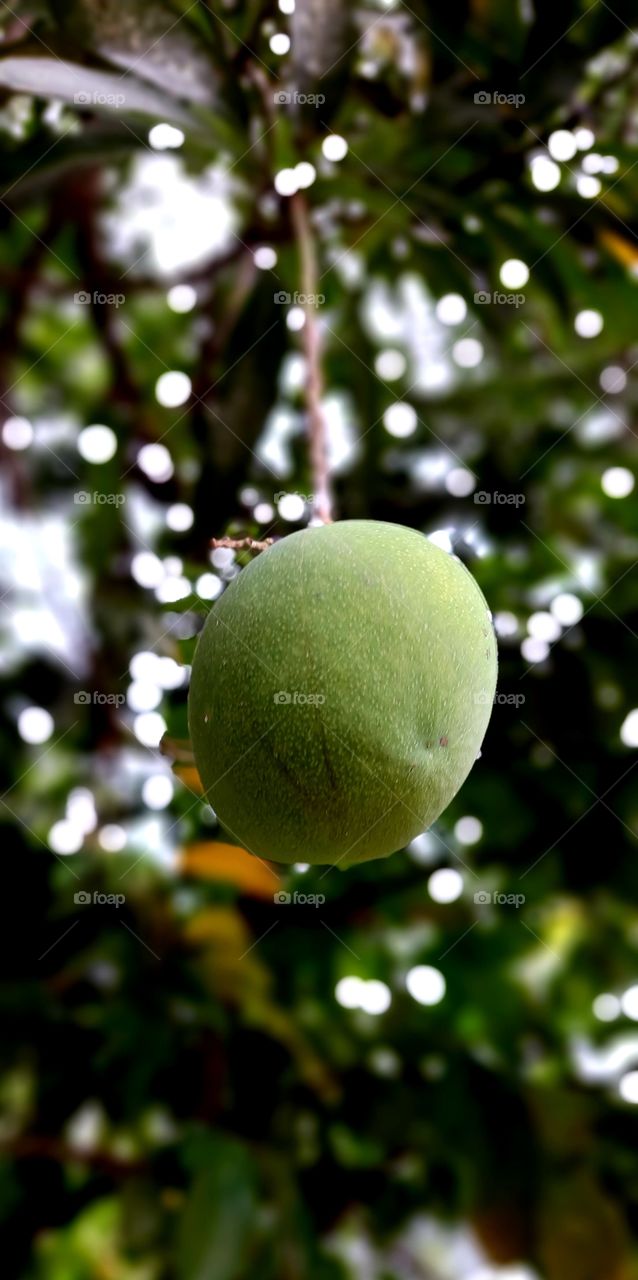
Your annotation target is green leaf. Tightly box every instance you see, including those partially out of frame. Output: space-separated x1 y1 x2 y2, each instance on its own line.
177 1134 259 1280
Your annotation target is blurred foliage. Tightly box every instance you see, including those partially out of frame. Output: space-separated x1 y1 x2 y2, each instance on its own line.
2 0 638 1278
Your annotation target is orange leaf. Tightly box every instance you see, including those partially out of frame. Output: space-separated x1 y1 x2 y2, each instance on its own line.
179 842 279 898
174 765 204 794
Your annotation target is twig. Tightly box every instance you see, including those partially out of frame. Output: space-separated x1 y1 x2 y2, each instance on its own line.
206 252 257 358
290 192 334 525
211 536 274 553
245 61 278 130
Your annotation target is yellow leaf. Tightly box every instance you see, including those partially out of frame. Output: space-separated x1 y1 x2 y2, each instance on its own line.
183 906 251 950
179 842 279 898
183 902 339 1103
184 906 272 1001
599 228 638 271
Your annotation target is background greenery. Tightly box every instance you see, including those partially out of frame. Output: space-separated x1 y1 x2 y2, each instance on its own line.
2 0 638 1276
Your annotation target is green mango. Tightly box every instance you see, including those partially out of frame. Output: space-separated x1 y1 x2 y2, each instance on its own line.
188 521 497 867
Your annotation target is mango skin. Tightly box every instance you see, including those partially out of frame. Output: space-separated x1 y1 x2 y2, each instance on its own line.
188 520 497 867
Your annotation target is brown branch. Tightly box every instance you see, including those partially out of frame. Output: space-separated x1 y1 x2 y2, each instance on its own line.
0 1134 147 1176
245 61 277 132
290 191 334 525
0 198 69 508
205 252 258 360
68 168 143 414
211 536 274 553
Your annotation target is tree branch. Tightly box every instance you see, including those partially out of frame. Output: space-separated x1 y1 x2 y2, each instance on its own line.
0 1134 147 1176
290 191 334 525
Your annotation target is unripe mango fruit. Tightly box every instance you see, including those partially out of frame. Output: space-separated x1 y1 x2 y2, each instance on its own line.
188 520 497 867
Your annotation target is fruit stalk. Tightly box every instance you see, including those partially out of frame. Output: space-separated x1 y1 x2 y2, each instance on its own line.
210 536 274 553
290 191 334 525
